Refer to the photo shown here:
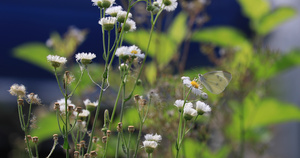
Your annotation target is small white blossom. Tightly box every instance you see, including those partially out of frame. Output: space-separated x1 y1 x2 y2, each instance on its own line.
115 45 145 59
74 109 90 118
106 6 123 17
27 93 41 104
9 84 26 98
84 99 98 112
57 98 72 106
122 19 136 32
117 11 132 23
196 101 211 115
181 76 202 96
75 52 96 65
183 105 197 120
47 55 67 68
99 17 117 31
92 0 115 8
144 133 162 142
157 0 178 12
143 140 158 149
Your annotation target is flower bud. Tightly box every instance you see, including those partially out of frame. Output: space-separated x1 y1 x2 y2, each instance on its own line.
92 136 99 143
32 136 39 143
200 92 208 100
117 122 122 132
54 102 60 110
18 99 24 106
107 130 111 137
102 136 107 143
128 126 135 133
76 107 83 113
90 151 97 157
74 151 80 158
53 134 58 141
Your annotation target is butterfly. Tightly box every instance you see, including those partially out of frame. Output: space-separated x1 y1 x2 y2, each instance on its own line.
198 71 232 94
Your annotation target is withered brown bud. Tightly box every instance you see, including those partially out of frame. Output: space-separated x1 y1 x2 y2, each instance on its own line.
80 140 86 148
84 153 90 158
92 136 98 143
139 99 147 106
90 151 97 157
54 102 60 110
102 136 107 143
53 134 58 141
117 122 122 132
128 125 135 133
76 107 83 113
134 94 140 102
107 130 111 137
74 151 80 158
32 136 39 143
18 99 24 106
68 105 74 112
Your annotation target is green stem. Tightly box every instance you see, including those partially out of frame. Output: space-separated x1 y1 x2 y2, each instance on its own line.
127 133 132 158
17 105 25 130
24 130 33 158
26 102 33 129
115 83 126 158
69 69 85 97
86 79 106 153
125 9 164 101
240 103 245 158
54 68 65 96
46 139 57 158
56 110 63 135
35 143 39 158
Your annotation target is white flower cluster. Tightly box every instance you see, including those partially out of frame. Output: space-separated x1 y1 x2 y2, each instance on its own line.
116 45 145 59
143 133 162 154
174 99 211 120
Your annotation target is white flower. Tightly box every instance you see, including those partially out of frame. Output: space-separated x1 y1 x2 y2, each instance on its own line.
196 101 211 115
57 98 72 106
143 140 158 149
122 19 136 32
47 55 67 68
99 17 117 31
59 104 76 114
128 45 144 58
181 76 202 96
115 45 145 59
92 0 115 8
9 84 26 98
106 6 123 17
157 0 178 12
118 63 129 71
183 105 197 120
144 133 162 142
74 109 90 118
27 93 41 104
75 52 96 65
84 99 98 112
117 11 132 23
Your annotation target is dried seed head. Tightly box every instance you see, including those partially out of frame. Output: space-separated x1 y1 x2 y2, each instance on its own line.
128 126 135 133
76 107 83 113
32 136 39 143
107 130 111 137
92 136 99 143
54 102 60 110
134 94 140 102
80 140 86 148
90 151 97 157
76 144 81 149
18 99 24 106
139 99 147 106
68 105 74 112
74 151 80 158
102 136 107 143
53 134 58 141
117 122 122 132
84 154 91 158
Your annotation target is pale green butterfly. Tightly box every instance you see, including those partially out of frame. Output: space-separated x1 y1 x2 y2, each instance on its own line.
198 71 232 94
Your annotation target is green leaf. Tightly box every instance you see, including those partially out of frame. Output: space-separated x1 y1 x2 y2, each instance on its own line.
227 94 300 140
63 137 70 149
238 0 270 21
145 62 157 85
30 113 61 143
191 27 250 48
168 12 188 44
256 7 296 35
12 43 53 72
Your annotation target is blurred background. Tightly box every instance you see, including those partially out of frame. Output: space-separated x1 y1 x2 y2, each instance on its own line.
1 0 300 157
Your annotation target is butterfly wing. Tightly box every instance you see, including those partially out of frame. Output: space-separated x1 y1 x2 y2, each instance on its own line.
199 71 232 94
